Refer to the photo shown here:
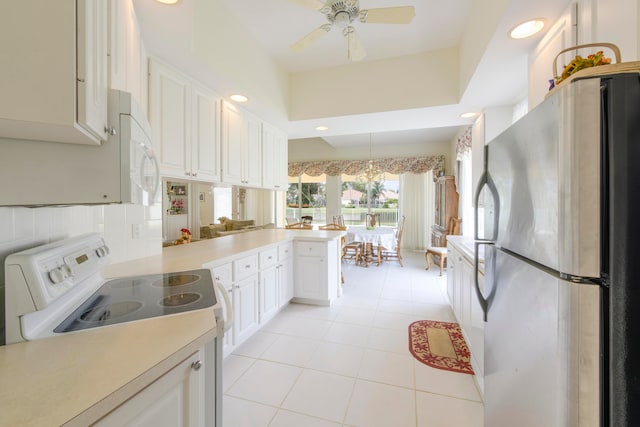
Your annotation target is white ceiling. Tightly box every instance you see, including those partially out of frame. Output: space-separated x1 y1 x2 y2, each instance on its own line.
221 0 472 72
134 0 570 148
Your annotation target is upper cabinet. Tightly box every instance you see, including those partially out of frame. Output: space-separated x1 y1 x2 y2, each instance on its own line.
107 0 148 112
0 0 108 145
149 60 222 182
262 122 288 191
221 102 262 187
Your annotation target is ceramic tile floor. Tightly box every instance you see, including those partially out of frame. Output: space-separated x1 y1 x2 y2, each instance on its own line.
222 251 484 427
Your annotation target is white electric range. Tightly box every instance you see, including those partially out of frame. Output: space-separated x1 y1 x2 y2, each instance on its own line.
4 233 229 343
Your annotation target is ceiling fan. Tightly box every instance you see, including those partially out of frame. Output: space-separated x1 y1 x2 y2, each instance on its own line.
289 0 415 61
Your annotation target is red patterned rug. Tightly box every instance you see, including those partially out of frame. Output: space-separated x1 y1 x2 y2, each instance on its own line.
408 320 474 375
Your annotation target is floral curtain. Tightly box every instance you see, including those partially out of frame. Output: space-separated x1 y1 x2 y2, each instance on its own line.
288 155 445 177
455 126 472 161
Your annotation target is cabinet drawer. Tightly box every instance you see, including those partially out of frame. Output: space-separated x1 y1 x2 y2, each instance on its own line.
295 241 325 257
233 254 258 281
278 242 293 261
260 248 278 269
211 263 232 285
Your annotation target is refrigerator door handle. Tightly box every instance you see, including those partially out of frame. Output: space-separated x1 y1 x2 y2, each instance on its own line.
474 241 491 322
474 146 499 321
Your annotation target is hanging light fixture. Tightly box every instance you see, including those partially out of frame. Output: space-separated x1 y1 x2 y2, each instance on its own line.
362 133 383 183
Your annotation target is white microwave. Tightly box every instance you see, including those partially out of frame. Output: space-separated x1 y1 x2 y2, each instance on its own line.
0 90 159 206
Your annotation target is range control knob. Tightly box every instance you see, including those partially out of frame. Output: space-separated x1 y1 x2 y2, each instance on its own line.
48 268 66 284
95 246 108 258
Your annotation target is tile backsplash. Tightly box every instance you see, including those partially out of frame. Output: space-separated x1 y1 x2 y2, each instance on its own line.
0 203 162 345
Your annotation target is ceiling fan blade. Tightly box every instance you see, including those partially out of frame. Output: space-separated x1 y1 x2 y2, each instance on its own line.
288 0 325 11
343 27 366 61
291 25 331 52
359 6 416 24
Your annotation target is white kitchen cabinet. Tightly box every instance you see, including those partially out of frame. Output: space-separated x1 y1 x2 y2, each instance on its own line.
446 238 485 395
0 0 108 145
278 243 294 307
258 247 279 323
149 60 221 182
262 122 289 190
259 265 279 323
108 0 147 111
233 275 259 345
221 101 262 187
232 254 259 345
293 240 339 305
95 349 205 427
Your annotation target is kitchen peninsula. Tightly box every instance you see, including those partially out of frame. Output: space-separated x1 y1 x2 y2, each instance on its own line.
0 229 343 426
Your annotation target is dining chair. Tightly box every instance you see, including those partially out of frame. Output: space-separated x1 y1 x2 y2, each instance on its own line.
285 217 298 226
301 215 313 224
285 222 313 229
333 215 345 227
378 215 406 267
425 217 461 275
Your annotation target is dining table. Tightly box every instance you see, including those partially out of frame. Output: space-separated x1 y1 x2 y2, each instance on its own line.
345 226 397 267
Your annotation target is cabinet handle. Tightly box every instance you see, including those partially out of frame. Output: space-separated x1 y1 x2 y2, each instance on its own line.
275 185 280 188
104 126 116 136
192 172 198 177
191 360 203 371
185 172 192 176
215 276 221 280
268 256 273 260
245 264 251 269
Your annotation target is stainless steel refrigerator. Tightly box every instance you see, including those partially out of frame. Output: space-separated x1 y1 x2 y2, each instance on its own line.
474 73 640 426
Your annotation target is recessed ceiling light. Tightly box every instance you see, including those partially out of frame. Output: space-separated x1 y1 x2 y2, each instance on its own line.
155 0 180 4
509 19 546 39
229 94 248 103
315 126 329 131
460 112 477 119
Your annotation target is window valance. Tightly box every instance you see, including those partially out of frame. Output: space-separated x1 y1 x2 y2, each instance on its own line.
288 155 445 177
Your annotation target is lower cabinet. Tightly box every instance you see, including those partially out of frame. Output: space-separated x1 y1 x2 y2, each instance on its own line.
95 350 205 427
447 240 485 395
293 240 339 305
259 265 279 323
278 254 294 308
233 274 259 345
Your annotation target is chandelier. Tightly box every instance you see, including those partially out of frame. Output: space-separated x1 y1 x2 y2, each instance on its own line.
359 134 384 183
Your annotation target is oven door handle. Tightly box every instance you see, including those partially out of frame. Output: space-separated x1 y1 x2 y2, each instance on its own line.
214 280 233 333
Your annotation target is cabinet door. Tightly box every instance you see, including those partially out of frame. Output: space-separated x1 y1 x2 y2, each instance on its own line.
191 82 221 182
446 247 456 304
262 123 288 190
261 122 277 189
233 275 259 345
149 60 191 179
107 0 129 91
294 256 326 300
77 0 109 142
221 101 244 185
278 256 294 308
95 350 205 427
260 266 279 323
244 111 262 187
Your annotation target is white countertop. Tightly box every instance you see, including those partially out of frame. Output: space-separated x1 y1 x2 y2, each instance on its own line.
0 228 343 426
447 235 485 270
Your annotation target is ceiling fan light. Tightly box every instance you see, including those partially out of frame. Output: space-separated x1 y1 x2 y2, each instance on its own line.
509 19 545 39
315 125 329 131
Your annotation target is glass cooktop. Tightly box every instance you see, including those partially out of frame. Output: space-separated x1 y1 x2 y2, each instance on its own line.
54 269 217 333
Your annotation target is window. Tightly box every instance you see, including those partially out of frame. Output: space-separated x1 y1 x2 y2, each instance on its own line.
286 174 327 224
340 173 399 226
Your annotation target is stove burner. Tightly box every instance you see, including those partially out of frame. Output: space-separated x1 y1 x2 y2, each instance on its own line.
106 278 150 289
152 273 201 288
160 292 201 307
80 301 143 323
